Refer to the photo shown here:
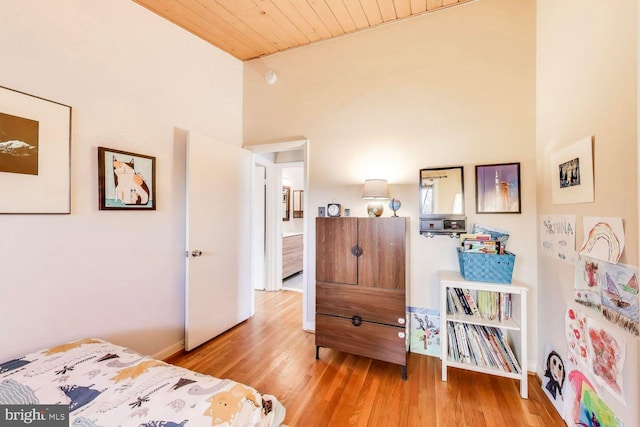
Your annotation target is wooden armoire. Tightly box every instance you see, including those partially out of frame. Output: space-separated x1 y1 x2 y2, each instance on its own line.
315 216 408 379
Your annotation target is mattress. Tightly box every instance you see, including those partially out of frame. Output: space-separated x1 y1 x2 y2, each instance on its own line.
0 338 285 426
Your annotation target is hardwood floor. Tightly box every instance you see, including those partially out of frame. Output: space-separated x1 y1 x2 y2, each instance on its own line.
166 290 565 427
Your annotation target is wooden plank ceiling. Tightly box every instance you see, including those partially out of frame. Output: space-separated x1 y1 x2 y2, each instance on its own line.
133 0 474 61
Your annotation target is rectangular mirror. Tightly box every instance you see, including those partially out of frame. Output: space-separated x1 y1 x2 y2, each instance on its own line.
293 190 303 218
419 166 466 235
282 186 290 221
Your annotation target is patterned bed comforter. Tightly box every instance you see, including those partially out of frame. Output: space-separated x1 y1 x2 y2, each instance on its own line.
0 339 285 426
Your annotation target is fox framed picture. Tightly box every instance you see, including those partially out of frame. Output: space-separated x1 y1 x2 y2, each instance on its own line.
98 147 156 210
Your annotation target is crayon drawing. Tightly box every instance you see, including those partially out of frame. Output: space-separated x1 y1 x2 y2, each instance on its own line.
573 255 602 312
586 317 626 403
408 307 440 357
578 383 622 427
541 214 577 264
579 217 624 264
565 308 588 367
564 366 594 426
600 262 639 336
541 343 567 417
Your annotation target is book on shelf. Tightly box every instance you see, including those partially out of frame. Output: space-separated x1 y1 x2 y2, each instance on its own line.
471 223 510 251
467 325 488 367
447 288 464 315
459 233 491 245
494 328 521 373
462 239 502 254
449 287 482 318
477 290 512 321
463 288 482 318
453 288 472 315
447 322 521 373
479 326 510 372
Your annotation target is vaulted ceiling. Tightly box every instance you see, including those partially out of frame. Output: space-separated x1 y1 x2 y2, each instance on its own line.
133 0 475 61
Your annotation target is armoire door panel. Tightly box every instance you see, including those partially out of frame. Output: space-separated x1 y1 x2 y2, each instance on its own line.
357 217 406 289
315 218 358 284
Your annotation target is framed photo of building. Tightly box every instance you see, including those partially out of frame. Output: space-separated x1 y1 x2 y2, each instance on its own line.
476 162 521 214
98 147 156 210
551 137 594 204
0 86 71 213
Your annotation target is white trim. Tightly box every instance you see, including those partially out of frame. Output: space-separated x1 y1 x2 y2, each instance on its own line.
247 139 311 330
153 341 184 361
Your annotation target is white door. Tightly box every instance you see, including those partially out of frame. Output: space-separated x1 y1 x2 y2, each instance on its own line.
185 131 251 351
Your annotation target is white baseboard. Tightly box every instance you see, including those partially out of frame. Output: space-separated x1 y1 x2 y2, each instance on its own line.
153 341 184 360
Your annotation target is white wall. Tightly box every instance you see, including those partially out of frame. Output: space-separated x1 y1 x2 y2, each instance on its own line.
243 0 538 366
537 1 638 425
0 0 243 361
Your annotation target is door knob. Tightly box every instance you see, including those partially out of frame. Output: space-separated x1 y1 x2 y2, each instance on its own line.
351 315 363 327
191 250 203 257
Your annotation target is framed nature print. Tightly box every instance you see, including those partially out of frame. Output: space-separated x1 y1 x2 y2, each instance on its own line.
0 86 71 213
476 162 521 214
98 147 156 210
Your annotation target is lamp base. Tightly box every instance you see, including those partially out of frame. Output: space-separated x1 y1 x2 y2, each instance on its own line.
367 201 384 217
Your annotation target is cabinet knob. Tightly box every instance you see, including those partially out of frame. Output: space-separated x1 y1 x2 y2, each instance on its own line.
351 315 363 327
398 332 406 339
398 318 405 325
351 245 363 257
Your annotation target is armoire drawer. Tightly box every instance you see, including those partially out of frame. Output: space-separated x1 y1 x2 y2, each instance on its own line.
315 314 407 366
316 282 406 326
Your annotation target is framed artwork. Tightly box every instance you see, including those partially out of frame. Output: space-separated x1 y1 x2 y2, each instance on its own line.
551 136 594 204
282 186 290 221
0 86 71 214
98 147 156 210
476 162 521 214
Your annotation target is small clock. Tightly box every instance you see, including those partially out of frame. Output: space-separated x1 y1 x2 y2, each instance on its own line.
327 203 341 217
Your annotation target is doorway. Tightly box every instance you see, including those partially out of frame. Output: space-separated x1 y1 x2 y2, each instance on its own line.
248 139 309 329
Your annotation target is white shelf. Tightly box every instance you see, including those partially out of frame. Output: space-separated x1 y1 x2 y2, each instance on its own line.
444 359 523 380
445 313 521 331
439 270 528 399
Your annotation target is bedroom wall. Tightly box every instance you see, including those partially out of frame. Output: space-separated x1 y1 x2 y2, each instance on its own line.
0 0 242 361
243 0 539 366
536 1 639 424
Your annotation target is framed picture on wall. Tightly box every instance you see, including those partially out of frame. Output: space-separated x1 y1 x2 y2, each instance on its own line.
550 136 594 204
98 147 156 210
476 162 521 214
0 85 72 214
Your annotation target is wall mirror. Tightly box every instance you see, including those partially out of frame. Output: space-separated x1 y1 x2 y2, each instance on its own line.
282 186 290 221
292 190 303 218
419 166 466 235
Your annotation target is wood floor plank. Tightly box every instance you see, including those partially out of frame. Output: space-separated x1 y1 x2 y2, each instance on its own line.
167 290 566 426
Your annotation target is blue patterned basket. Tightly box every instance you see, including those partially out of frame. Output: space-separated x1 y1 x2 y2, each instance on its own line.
457 247 515 283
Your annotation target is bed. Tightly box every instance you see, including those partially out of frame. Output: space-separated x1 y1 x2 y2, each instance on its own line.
0 338 285 426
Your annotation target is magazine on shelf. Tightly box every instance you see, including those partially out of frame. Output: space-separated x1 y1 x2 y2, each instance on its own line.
471 223 511 250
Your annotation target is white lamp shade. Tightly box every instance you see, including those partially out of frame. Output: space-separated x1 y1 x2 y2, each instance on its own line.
362 179 389 199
